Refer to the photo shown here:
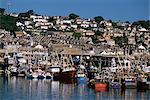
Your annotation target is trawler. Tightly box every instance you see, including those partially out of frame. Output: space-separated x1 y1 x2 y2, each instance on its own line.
59 56 76 81
76 64 88 84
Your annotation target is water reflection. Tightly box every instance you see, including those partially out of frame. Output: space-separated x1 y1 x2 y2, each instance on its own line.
0 77 150 100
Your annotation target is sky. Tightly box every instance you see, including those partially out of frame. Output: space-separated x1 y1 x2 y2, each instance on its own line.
0 0 149 22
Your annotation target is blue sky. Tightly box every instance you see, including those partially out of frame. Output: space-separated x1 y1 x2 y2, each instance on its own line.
0 0 149 22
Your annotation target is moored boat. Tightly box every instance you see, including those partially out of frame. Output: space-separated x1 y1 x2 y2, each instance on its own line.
46 72 53 79
47 63 61 80
26 72 38 79
36 70 46 79
136 76 149 91
125 77 137 89
26 69 46 80
109 81 121 89
76 64 88 84
59 66 76 80
9 66 18 76
76 71 88 84
88 78 109 91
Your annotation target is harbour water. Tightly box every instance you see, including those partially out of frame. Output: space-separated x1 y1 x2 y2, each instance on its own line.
0 77 150 100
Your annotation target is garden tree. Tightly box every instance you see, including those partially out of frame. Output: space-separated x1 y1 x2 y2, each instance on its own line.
18 12 29 18
94 16 104 23
10 30 16 38
136 33 145 44
48 27 57 31
99 23 105 28
69 13 79 19
95 31 103 36
0 8 5 15
72 32 81 38
92 35 99 44
27 10 34 15
0 15 19 31
108 20 112 23
132 20 150 30
91 31 104 44
113 36 128 47
48 17 55 22
112 21 117 27
125 21 130 24
18 10 34 18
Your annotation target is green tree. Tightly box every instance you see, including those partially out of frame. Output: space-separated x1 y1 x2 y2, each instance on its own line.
18 10 34 18
48 17 55 22
132 20 150 30
27 10 34 15
0 8 5 15
0 15 18 31
73 32 81 38
92 35 99 44
94 16 104 23
113 36 128 47
95 31 103 36
69 13 79 19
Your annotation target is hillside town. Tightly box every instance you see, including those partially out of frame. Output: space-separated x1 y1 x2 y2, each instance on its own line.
0 8 150 91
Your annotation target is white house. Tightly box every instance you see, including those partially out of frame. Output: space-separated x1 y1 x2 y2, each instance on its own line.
24 21 32 26
62 20 72 24
41 26 48 30
33 18 47 23
90 23 97 28
81 24 89 28
16 22 24 27
71 24 78 29
59 25 67 30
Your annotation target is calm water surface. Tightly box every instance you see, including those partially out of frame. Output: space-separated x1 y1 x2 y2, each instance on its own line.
0 77 150 100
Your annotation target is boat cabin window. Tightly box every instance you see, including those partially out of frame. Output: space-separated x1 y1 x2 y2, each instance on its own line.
114 79 119 82
126 63 128 66
64 59 67 62
8 53 13 57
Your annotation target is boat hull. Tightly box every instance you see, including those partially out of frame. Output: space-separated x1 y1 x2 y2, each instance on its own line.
94 83 108 91
88 80 109 91
59 70 76 80
37 75 45 79
26 74 34 79
125 81 137 89
46 76 53 80
77 77 88 84
109 82 121 89
137 81 149 91
53 73 60 80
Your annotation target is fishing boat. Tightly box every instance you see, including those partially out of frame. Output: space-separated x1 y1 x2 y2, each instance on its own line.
76 64 88 84
45 72 53 79
47 62 61 80
59 66 76 80
26 72 38 79
147 75 150 90
87 64 98 80
76 70 88 84
59 56 76 80
17 66 29 77
88 78 109 91
36 69 46 79
88 73 109 91
125 77 137 89
26 69 46 80
137 76 149 91
109 78 122 89
9 66 18 76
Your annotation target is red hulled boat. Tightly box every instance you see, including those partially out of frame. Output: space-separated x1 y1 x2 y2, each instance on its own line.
59 67 76 80
89 78 109 91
